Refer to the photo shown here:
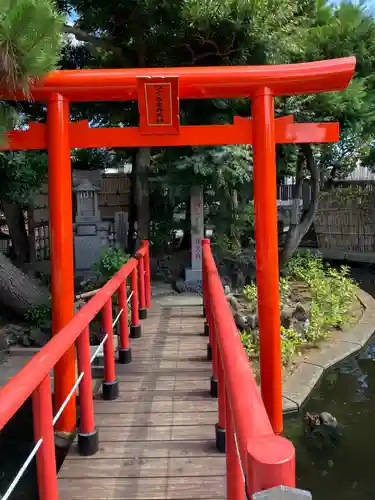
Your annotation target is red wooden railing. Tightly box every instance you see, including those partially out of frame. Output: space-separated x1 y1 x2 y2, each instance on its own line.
202 239 295 498
0 236 295 499
0 240 151 500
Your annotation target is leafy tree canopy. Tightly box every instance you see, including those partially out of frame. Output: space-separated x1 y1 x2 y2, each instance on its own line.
0 0 64 134
0 150 48 204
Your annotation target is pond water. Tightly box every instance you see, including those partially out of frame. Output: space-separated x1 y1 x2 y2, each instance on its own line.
284 263 375 499
0 399 37 499
0 397 67 499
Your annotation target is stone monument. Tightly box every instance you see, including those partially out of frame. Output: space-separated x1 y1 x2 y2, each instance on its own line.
185 186 204 283
73 179 112 272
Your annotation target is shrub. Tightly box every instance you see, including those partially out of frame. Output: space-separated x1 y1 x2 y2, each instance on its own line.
241 251 358 366
94 247 130 283
25 297 52 327
243 276 291 311
287 251 358 340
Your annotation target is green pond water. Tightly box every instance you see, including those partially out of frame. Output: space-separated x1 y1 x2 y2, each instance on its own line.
284 342 375 499
283 263 375 499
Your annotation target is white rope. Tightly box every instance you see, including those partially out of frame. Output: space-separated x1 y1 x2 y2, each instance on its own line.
112 308 123 328
90 334 109 364
52 372 85 426
233 431 247 485
1 439 43 500
5 289 136 498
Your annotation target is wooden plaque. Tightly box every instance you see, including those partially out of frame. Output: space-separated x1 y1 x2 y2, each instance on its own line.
137 76 180 135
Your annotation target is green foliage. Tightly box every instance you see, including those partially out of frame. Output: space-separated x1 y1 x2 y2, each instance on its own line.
0 0 63 90
278 0 375 179
0 0 63 133
243 276 291 311
25 297 52 327
93 247 130 283
241 252 358 366
287 251 358 335
243 282 257 309
0 151 48 204
71 148 115 170
212 234 243 257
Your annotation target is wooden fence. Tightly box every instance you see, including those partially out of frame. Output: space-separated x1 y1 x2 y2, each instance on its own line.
0 218 50 261
32 171 131 225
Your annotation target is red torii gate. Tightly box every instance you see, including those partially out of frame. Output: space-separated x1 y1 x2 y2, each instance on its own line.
0 57 355 437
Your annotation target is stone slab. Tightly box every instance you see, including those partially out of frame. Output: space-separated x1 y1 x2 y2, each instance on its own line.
302 340 362 370
282 396 299 413
156 293 203 307
283 362 323 410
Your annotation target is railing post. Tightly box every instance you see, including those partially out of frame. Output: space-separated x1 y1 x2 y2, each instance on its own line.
216 351 226 452
101 298 119 400
118 280 132 364
141 240 152 309
130 267 142 338
202 239 218 397
225 389 246 500
76 325 99 455
32 375 59 500
209 301 218 398
202 239 210 338
138 253 147 320
246 435 295 497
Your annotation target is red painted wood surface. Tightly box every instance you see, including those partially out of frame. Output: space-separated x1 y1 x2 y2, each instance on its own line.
0 57 355 102
1 116 339 151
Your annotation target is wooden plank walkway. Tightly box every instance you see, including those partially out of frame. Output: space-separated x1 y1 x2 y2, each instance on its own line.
58 295 226 499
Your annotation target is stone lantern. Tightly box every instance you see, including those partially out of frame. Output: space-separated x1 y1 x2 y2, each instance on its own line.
74 179 100 223
73 179 104 272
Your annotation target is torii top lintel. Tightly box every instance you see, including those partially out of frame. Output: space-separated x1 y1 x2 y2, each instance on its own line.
0 57 355 102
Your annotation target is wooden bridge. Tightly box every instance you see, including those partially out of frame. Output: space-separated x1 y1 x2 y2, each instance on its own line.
59 293 226 499
0 241 296 500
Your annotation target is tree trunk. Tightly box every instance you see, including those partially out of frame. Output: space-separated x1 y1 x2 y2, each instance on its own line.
2 202 30 265
27 205 37 265
180 196 191 250
0 252 49 316
279 144 320 268
128 147 151 252
127 150 137 255
134 147 151 240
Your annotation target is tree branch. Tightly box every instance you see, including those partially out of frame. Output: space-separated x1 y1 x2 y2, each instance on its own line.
63 25 129 65
180 42 241 65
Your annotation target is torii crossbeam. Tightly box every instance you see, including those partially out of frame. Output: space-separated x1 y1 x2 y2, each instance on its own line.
0 56 356 437
2 115 339 150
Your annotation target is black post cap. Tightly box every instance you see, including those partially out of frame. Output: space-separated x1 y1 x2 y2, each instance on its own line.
215 424 226 453
207 343 212 361
119 348 132 364
139 308 148 320
210 376 218 398
78 429 99 456
102 379 119 401
130 324 142 339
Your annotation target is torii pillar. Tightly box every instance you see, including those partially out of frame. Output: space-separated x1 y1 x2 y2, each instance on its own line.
47 94 76 435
